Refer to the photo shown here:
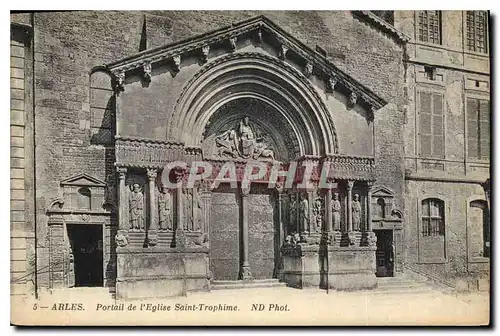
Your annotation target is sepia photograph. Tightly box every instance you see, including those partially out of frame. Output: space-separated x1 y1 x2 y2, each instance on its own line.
9 9 491 326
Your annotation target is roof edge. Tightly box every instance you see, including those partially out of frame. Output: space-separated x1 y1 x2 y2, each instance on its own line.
352 11 410 45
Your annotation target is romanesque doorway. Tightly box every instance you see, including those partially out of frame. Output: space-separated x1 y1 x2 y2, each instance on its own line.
67 224 104 287
375 229 394 277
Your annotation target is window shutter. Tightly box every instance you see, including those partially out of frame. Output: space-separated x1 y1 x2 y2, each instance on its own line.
467 98 479 159
432 94 444 157
420 92 432 156
479 99 490 159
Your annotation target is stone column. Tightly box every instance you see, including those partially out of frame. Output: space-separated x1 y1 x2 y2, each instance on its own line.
147 168 158 246
276 183 284 245
366 182 373 232
173 168 187 248
307 190 314 233
117 167 128 230
240 185 253 280
326 187 333 233
347 181 354 232
115 167 129 247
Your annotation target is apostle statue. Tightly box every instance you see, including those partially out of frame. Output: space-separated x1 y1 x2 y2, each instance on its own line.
332 192 341 231
288 193 297 234
129 183 144 230
352 193 362 231
299 193 309 232
195 195 203 231
158 185 172 231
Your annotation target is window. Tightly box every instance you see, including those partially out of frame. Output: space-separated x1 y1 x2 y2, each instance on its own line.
376 198 386 218
419 92 444 158
421 198 445 236
77 187 91 210
466 11 488 53
470 200 490 258
418 11 441 44
467 98 490 160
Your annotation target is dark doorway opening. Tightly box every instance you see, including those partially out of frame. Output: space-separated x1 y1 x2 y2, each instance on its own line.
67 224 103 287
374 229 394 277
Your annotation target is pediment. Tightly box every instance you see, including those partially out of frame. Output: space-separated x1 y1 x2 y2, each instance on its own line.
105 15 387 113
372 185 394 198
60 173 106 187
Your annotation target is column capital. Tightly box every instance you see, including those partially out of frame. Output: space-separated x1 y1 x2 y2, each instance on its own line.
116 166 127 179
275 181 285 194
347 180 355 190
147 168 158 180
173 168 185 184
241 185 251 197
366 181 374 189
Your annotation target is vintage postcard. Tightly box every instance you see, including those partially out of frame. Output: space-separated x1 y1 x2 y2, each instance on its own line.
10 10 490 326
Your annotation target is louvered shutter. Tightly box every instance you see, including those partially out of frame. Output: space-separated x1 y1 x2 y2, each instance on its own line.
467 98 479 159
420 92 432 156
432 94 444 157
479 99 490 159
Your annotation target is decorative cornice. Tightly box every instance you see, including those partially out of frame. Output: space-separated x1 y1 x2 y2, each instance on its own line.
105 15 387 111
351 11 410 45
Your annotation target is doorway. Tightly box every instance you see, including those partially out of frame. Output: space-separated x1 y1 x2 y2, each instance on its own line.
374 229 394 277
67 224 103 287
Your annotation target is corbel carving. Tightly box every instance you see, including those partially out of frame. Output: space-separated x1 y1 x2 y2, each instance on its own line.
256 26 263 44
367 105 375 122
115 233 129 247
147 168 157 180
113 71 125 92
304 62 313 77
349 91 358 108
279 44 289 60
142 62 152 82
172 55 181 72
201 45 210 63
327 75 338 92
229 36 237 51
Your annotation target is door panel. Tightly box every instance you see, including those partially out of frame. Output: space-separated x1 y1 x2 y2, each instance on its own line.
248 187 276 279
210 189 240 280
375 229 394 277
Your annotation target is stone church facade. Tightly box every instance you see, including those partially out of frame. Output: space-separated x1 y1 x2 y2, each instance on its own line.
10 11 489 299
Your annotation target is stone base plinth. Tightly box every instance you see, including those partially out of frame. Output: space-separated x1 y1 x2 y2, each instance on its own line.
115 247 209 300
281 244 377 291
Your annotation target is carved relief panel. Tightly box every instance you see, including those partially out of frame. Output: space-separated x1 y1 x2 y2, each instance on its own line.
126 171 147 231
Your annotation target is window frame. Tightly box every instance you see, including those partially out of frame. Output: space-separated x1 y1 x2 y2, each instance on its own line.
417 89 446 159
466 96 490 161
417 10 442 45
465 11 489 54
421 198 445 237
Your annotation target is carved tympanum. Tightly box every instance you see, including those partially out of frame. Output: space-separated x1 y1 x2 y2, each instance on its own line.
214 117 275 160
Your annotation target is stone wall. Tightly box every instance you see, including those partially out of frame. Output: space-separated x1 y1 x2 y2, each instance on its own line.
10 19 35 297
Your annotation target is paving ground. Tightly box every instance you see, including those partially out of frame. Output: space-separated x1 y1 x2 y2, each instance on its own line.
11 285 490 326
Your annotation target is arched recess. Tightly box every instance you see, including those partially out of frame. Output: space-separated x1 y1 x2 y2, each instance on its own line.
168 52 338 157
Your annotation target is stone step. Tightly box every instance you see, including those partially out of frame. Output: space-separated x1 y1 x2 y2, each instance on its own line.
211 279 287 290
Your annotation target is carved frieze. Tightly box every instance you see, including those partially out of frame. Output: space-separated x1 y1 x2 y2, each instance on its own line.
115 136 186 168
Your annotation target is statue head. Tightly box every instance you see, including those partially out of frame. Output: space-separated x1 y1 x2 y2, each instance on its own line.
333 192 339 200
132 183 141 192
161 185 169 194
354 193 359 201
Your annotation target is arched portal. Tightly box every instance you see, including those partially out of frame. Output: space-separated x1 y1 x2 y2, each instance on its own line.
168 52 338 157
